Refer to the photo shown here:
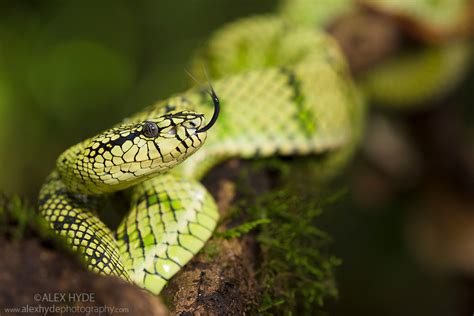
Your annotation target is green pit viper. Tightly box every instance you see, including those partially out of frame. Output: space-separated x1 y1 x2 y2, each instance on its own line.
38 15 364 295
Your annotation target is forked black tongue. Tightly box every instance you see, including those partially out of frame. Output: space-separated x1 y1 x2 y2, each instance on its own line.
197 87 220 133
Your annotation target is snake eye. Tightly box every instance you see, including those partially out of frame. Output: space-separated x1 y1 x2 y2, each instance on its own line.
142 121 159 138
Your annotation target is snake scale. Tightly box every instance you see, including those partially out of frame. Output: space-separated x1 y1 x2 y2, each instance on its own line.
38 15 363 295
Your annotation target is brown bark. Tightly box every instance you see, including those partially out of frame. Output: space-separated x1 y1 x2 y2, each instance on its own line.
0 238 169 316
162 160 263 315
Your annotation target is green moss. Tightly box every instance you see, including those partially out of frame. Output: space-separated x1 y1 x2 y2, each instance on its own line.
0 193 72 251
200 240 221 262
229 160 343 315
1 194 43 240
217 218 271 239
252 189 341 315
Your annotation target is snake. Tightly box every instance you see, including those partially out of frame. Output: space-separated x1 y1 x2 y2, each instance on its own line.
38 15 364 295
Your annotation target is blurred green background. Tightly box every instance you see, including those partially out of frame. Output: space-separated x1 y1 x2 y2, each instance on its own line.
1 1 473 315
0 0 276 198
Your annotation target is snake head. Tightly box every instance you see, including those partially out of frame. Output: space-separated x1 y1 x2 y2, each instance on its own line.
58 89 220 194
58 111 212 194
92 111 209 188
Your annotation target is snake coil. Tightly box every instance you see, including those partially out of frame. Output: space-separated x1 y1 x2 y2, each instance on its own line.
38 14 364 294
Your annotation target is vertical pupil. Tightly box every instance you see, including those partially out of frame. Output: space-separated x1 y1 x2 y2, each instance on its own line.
144 121 158 137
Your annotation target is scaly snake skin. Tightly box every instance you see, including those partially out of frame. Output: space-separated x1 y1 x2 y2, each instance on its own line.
38 15 364 294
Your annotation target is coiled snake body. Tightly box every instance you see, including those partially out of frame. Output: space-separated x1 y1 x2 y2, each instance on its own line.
38 16 363 294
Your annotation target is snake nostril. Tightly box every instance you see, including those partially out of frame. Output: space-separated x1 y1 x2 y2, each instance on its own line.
168 126 177 135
